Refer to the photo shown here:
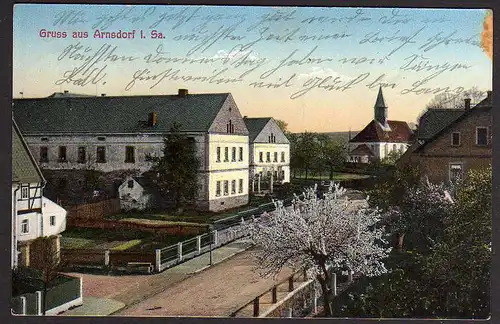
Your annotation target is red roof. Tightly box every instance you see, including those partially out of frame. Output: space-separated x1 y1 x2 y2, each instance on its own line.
350 120 413 143
350 144 375 156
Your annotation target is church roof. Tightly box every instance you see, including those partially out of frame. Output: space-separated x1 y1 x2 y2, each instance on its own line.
374 87 387 108
350 120 413 143
350 144 375 156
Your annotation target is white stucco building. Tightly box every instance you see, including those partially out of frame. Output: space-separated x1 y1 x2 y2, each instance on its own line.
244 117 290 192
13 89 250 212
348 87 414 163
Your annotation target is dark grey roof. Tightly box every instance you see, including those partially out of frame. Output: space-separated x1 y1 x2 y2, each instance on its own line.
243 117 272 142
12 119 44 183
13 93 231 134
417 108 464 140
374 87 387 108
47 92 96 98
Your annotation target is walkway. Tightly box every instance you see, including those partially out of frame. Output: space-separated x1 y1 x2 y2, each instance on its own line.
116 249 293 317
61 239 252 316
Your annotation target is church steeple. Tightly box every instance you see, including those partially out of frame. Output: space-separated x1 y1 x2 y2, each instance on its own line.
374 86 388 127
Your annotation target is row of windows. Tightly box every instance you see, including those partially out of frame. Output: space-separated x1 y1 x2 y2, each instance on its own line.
20 216 56 234
256 170 286 179
216 146 244 162
259 151 286 163
40 146 135 164
216 179 244 196
451 127 490 146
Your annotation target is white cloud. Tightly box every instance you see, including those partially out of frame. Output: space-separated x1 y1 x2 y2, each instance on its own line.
211 49 259 61
298 67 350 80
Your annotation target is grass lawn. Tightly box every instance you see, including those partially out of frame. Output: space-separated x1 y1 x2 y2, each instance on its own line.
293 171 370 181
60 227 195 252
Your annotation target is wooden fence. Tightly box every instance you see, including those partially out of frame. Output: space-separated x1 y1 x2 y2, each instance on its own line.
66 199 121 220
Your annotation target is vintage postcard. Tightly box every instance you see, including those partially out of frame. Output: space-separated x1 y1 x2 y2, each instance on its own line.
10 3 492 319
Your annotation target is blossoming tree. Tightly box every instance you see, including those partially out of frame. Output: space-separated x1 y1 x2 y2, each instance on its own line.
248 183 391 316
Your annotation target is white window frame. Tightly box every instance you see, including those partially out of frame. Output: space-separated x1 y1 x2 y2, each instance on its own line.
49 215 56 226
476 127 488 146
451 132 461 146
216 181 221 197
21 187 29 199
21 219 29 234
449 162 463 183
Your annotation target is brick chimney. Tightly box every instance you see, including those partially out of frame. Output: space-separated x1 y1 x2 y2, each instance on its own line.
464 98 471 110
178 89 188 97
149 112 158 126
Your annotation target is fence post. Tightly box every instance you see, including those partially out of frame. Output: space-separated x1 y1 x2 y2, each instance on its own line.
288 275 294 292
287 308 293 318
20 296 26 315
155 249 161 272
348 270 353 282
178 242 183 262
272 286 277 303
313 289 317 314
213 230 218 246
253 297 260 317
196 236 201 253
36 291 42 315
104 250 110 267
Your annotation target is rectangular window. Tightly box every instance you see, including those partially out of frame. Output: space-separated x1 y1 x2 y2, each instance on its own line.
239 147 243 161
231 180 236 194
449 163 463 182
281 152 285 162
224 147 229 162
224 180 229 196
128 180 134 188
49 216 56 226
259 152 263 162
476 127 488 146
274 152 278 162
451 132 461 146
58 146 67 162
266 152 271 162
97 146 106 163
21 219 29 234
216 147 221 162
21 187 29 199
125 146 135 163
97 136 106 141
232 147 236 162
216 181 221 197
40 147 48 163
274 171 278 179
239 179 243 193
77 147 86 163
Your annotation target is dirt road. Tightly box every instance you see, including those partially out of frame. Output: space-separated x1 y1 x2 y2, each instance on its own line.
116 249 293 317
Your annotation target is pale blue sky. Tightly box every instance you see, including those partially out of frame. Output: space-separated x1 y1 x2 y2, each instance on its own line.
13 4 492 132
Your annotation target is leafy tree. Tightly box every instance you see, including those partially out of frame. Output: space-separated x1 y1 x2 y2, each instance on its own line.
29 235 61 315
425 86 486 110
147 122 200 212
275 119 289 133
380 149 403 166
316 135 348 180
296 132 319 179
249 183 391 316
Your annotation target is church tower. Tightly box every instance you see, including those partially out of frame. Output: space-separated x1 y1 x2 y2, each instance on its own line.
374 86 388 128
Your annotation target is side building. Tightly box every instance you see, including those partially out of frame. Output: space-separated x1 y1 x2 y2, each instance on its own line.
13 89 250 212
348 87 413 163
12 119 67 268
243 117 290 193
399 93 492 183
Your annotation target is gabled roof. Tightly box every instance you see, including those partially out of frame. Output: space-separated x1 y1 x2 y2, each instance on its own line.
350 120 413 143
12 119 45 184
13 93 232 134
350 144 375 156
417 108 465 140
244 117 272 142
414 95 492 152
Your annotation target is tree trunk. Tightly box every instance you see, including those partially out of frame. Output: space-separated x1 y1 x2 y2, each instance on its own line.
305 168 308 180
42 284 47 315
329 166 334 180
317 275 333 316
397 233 405 250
